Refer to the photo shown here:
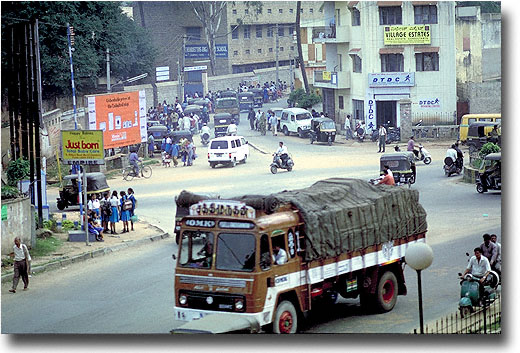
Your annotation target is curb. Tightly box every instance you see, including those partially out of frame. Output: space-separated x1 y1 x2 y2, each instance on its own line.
1 232 170 284
248 142 269 155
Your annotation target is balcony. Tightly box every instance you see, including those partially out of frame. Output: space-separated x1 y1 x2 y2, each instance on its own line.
312 26 350 44
313 70 350 89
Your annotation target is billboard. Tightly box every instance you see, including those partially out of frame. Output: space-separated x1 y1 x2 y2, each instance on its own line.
61 130 105 165
383 25 431 45
86 90 147 149
185 44 228 58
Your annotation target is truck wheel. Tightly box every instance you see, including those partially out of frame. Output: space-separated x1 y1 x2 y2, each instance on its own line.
375 271 398 312
283 126 289 136
273 301 298 334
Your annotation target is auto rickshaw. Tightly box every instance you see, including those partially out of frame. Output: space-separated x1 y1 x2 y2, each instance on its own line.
171 130 193 144
238 92 254 112
214 113 233 138
183 104 202 118
148 125 169 151
250 88 263 108
476 152 501 193
466 122 501 155
215 97 240 123
379 152 416 187
56 172 110 210
219 90 237 99
192 99 211 123
309 117 337 145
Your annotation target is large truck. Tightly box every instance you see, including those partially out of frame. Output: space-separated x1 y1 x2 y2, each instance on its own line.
172 178 428 333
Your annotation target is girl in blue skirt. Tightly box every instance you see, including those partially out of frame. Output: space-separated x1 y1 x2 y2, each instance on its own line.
119 190 130 233
109 190 120 234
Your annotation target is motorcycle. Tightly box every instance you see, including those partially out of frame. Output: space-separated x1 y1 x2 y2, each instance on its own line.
201 132 210 146
370 127 401 144
270 153 294 174
458 270 499 318
414 144 432 164
443 157 462 177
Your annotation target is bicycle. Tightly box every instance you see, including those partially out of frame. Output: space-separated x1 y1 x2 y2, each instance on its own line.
123 161 152 181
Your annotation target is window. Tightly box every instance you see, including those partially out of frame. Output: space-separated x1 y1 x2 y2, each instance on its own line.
290 46 294 51
289 8 293 13
289 26 295 37
231 140 236 148
352 8 361 26
245 49 250 55
258 48 262 54
260 234 272 270
256 25 262 38
319 8 323 13
310 8 314 13
339 96 344 110
179 231 214 269
269 47 273 52
267 25 274 37
352 55 362 73
257 8 262 15
414 5 437 24
301 8 304 13
379 6 402 25
232 9 237 15
186 27 201 41
231 25 239 39
245 9 248 15
416 52 439 71
337 54 342 71
233 50 238 56
278 26 284 37
353 100 364 121
267 8 272 14
280 47 284 52
216 233 256 272
381 54 404 72
244 25 250 39
279 9 283 14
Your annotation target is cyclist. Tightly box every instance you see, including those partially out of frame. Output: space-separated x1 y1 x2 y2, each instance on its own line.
129 150 141 177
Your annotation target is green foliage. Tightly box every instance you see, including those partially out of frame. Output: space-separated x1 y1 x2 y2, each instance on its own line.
471 158 482 169
32 236 64 257
2 257 14 268
1 2 156 100
6 158 30 187
289 88 322 109
479 142 500 158
1 185 20 200
62 220 77 231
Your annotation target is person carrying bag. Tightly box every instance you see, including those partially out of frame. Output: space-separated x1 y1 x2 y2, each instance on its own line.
9 237 31 293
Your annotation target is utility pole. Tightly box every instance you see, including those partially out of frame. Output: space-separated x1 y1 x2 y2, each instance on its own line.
275 24 279 86
177 59 182 99
181 35 187 101
106 48 111 92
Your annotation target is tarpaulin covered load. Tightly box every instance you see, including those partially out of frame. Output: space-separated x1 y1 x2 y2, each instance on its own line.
176 178 427 261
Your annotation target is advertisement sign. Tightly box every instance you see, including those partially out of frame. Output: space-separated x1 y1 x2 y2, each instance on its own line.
418 97 441 109
185 44 229 59
156 66 170 82
365 97 376 131
322 71 331 81
61 130 105 165
383 25 431 45
368 72 415 87
86 91 147 149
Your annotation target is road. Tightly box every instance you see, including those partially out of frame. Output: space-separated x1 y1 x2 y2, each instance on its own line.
2 99 501 333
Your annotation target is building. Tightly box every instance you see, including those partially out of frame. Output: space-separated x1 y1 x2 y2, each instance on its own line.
314 1 457 133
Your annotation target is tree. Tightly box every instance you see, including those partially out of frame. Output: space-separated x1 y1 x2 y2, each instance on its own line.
296 1 310 94
1 1 156 100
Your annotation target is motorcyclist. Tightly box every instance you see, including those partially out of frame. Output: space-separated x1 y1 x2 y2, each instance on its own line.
445 144 457 164
275 141 289 167
226 120 238 136
201 123 211 142
462 247 491 297
407 136 419 158
453 142 464 169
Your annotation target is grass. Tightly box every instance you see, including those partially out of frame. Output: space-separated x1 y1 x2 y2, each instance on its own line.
31 236 64 257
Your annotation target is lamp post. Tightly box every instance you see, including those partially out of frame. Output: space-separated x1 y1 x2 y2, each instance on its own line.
405 242 434 334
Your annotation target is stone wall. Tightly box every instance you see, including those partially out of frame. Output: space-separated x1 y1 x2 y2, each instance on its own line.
1 197 34 255
468 80 501 114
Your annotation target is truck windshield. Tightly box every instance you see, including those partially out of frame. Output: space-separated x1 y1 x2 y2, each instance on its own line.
179 231 214 269
216 233 256 272
296 113 312 121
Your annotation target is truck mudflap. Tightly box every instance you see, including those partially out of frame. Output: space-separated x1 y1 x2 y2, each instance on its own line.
171 314 261 334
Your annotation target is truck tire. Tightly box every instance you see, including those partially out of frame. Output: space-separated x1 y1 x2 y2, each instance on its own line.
375 271 398 312
273 300 298 334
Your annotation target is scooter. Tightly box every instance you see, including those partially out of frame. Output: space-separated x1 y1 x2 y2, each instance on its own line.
270 153 294 174
458 271 499 318
201 132 210 146
414 145 432 164
443 157 462 176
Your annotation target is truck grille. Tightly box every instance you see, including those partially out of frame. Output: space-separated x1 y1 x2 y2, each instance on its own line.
181 290 245 312
178 275 248 288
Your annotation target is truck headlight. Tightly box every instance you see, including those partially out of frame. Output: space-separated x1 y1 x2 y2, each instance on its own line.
235 299 244 311
179 295 187 305
206 296 214 305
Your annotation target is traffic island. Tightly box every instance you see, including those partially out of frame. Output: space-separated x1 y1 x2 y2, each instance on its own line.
463 165 479 184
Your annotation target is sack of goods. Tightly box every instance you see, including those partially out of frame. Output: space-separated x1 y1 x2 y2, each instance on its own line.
122 199 133 211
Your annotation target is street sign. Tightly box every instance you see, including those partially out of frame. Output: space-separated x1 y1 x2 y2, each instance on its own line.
61 130 105 165
184 65 208 72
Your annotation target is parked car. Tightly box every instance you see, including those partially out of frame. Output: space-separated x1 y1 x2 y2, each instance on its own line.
207 135 249 168
279 108 313 137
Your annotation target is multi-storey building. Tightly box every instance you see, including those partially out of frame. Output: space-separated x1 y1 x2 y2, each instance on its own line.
314 1 456 132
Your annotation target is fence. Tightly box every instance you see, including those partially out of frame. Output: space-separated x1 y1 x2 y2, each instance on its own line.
412 112 457 125
414 293 501 334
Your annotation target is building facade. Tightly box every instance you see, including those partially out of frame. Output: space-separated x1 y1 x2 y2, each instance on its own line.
314 1 457 131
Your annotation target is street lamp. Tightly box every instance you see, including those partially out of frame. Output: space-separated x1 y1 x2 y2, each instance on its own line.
405 242 434 334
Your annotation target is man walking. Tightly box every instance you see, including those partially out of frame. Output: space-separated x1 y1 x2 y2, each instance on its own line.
9 237 31 293
377 124 387 153
248 108 255 130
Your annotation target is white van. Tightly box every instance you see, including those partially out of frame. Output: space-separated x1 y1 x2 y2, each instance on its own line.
279 108 313 137
207 135 250 168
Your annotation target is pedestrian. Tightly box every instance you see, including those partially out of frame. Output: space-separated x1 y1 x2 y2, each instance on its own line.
127 188 137 231
255 110 262 130
248 107 255 130
100 192 111 232
480 233 498 270
259 111 267 135
170 141 180 167
186 140 195 166
490 234 501 275
109 190 120 234
270 112 278 136
9 237 31 293
344 114 353 140
148 134 155 157
87 193 101 217
378 124 387 153
119 190 131 233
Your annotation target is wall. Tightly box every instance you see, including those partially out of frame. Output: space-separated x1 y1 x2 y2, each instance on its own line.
467 80 501 114
1 197 33 255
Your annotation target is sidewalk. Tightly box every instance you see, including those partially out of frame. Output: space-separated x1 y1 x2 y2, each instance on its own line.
1 215 169 283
